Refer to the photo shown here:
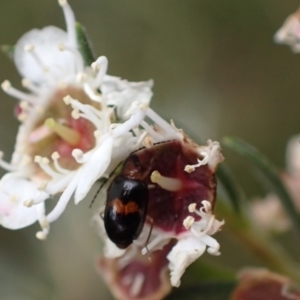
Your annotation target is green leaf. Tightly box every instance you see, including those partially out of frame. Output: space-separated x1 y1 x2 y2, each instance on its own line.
223 136 300 239
166 281 237 300
1 44 15 60
217 163 244 213
76 22 95 66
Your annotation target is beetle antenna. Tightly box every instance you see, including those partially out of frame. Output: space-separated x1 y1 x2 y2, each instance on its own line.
89 161 124 208
144 217 154 261
89 178 108 208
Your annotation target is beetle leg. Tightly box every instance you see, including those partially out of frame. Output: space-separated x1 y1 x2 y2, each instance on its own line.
144 216 154 261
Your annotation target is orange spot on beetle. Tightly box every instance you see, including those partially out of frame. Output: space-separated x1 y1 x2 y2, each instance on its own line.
110 198 140 215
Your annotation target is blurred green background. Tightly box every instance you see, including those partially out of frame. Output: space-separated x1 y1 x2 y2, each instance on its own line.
0 0 299 299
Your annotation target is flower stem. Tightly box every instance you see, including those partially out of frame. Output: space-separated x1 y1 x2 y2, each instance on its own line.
217 201 300 283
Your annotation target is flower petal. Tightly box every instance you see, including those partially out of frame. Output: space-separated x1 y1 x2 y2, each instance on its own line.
167 236 206 287
101 76 153 120
0 177 48 229
74 136 113 203
14 26 82 84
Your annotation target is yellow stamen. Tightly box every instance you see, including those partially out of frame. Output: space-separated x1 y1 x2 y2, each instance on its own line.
45 118 81 146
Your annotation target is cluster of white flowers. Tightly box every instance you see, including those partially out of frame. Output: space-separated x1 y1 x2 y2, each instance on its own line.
0 1 224 298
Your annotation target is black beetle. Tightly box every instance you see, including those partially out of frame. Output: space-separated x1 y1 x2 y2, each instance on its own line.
104 155 149 249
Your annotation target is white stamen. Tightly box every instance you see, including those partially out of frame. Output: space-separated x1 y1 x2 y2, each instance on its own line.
183 216 195 229
76 72 87 83
0 153 19 172
1 80 37 103
24 44 34 52
51 152 70 175
188 203 197 213
113 109 146 138
72 149 83 160
83 83 104 104
140 120 162 140
36 231 47 240
92 56 108 88
63 95 72 105
58 42 65 51
39 217 49 229
37 180 48 191
21 155 32 166
66 97 101 129
18 113 28 122
34 155 41 163
35 106 45 115
34 155 62 179
71 109 80 119
23 199 34 207
58 0 77 47
150 170 182 192
20 101 29 110
51 152 60 160
143 136 154 148
191 215 216 238
130 273 145 297
46 177 78 223
9 194 18 202
21 78 41 94
185 158 206 173
1 80 11 91
24 44 49 73
58 43 84 73
146 107 179 138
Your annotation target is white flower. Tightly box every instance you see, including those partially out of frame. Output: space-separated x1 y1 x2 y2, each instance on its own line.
0 0 155 238
168 201 224 287
274 9 300 52
0 176 47 231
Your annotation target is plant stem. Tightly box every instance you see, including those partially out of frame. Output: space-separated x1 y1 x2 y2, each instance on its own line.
217 201 300 283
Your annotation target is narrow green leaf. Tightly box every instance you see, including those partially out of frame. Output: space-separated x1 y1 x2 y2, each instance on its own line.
223 136 300 239
166 281 237 300
76 22 95 66
1 44 15 60
217 163 244 213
